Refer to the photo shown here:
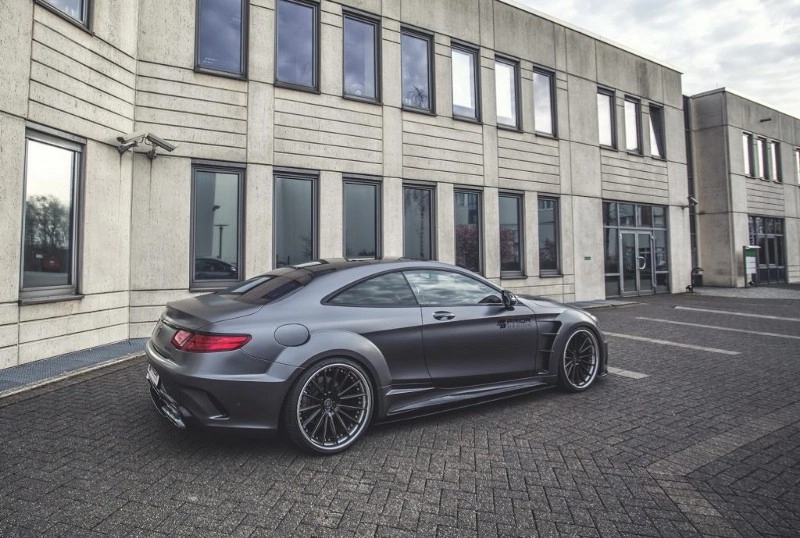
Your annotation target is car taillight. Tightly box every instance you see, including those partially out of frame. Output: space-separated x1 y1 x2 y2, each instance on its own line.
170 330 251 352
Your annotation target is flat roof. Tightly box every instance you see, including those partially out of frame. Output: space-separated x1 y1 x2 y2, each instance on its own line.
498 0 683 74
689 87 799 121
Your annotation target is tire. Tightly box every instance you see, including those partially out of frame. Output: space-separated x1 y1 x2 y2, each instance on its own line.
557 327 600 392
284 357 373 455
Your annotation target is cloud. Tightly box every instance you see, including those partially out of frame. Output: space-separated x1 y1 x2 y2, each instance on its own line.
519 0 800 117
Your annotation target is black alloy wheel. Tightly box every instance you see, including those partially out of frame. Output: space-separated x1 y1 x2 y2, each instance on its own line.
285 358 373 454
558 327 599 392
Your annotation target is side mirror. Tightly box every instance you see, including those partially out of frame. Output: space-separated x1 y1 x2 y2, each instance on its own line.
501 290 518 309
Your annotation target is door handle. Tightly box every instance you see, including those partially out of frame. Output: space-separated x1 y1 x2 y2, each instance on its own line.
433 311 455 321
637 256 646 270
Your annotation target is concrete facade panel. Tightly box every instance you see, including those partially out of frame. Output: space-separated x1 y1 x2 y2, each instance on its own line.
0 115 25 305
493 2 554 68
400 0 480 44
136 0 195 68
0 0 32 117
19 324 128 365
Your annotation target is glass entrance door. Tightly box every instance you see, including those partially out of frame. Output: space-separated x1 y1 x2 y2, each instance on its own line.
620 232 655 296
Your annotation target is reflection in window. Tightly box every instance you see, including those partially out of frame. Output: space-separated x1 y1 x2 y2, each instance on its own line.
276 0 317 88
533 70 555 135
597 89 615 147
43 0 89 25
499 194 523 274
538 197 559 274
275 175 316 267
401 31 432 111
454 191 481 273
344 181 380 259
452 46 478 120
495 59 518 128
330 272 417 306
770 141 781 182
22 136 80 291
649 105 665 158
403 186 434 260
743 133 754 176
192 167 242 285
196 0 246 75
624 98 641 152
404 270 500 306
756 137 767 178
343 14 378 100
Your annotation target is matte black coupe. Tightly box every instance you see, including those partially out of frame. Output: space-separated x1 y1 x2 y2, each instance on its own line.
146 259 607 454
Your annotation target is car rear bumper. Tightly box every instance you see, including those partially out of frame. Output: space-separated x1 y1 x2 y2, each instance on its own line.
145 339 299 435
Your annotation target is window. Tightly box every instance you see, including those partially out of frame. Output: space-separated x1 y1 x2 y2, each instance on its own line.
21 132 82 298
748 216 786 284
403 185 434 260
743 133 755 176
770 141 781 182
532 69 555 136
597 89 615 148
195 0 247 76
454 190 482 273
276 0 318 90
795 148 800 184
343 12 379 101
624 98 641 153
649 104 665 158
404 270 500 306
451 45 479 120
499 193 524 275
191 165 244 287
756 137 767 178
343 180 380 259
538 197 559 275
274 174 316 267
329 272 417 306
495 57 519 129
40 0 90 26
401 30 433 112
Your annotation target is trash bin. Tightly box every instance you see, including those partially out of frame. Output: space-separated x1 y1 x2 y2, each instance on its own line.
691 267 703 288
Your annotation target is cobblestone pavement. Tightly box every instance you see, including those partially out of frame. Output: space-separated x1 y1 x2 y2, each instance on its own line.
1 293 799 536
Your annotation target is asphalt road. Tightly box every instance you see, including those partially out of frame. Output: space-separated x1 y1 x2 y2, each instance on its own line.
1 292 798 537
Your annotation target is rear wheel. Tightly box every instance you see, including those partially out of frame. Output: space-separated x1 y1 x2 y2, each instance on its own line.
284 358 373 454
558 328 599 392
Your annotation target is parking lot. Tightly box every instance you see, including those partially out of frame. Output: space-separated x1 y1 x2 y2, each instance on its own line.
1 291 799 537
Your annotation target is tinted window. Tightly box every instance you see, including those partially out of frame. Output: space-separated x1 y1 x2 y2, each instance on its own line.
403 186 434 260
499 194 523 274
343 15 378 100
276 0 316 88
196 0 246 75
649 105 665 157
275 176 315 267
401 31 432 111
404 270 500 306
538 197 559 274
329 272 417 306
192 167 242 285
344 181 380 259
454 190 481 273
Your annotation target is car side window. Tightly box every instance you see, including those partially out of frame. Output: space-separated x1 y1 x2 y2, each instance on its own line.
403 270 502 306
329 272 418 307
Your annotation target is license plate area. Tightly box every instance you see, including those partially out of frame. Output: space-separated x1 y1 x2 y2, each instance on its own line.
146 365 160 387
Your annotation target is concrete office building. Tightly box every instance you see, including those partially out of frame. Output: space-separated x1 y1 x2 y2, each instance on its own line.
687 89 800 287
0 0 689 370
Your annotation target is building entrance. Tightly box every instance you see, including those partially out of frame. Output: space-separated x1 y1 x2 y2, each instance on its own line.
620 232 655 296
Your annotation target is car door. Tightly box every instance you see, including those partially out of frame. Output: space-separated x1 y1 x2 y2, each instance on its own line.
404 269 537 387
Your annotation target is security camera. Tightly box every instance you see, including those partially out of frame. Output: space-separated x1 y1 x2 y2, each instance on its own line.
116 132 146 144
687 196 699 207
116 140 138 154
144 133 176 153
114 131 177 158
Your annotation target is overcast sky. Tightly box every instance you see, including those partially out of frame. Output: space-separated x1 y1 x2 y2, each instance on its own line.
519 0 800 118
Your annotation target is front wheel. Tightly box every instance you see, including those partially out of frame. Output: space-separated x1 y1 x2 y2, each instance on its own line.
284 358 373 455
558 327 600 392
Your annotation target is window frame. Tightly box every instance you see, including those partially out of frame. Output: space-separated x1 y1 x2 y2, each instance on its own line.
743 132 755 176
400 27 435 114
532 67 556 137
795 148 800 184
450 41 481 122
494 55 522 131
19 128 85 303
453 188 483 275
756 137 768 179
273 170 319 269
648 103 666 159
498 191 525 278
342 177 382 260
770 140 781 183
342 9 381 103
190 161 246 290
36 0 92 30
194 0 249 78
537 195 561 277
624 96 642 154
597 87 617 149
402 183 437 261
274 0 321 92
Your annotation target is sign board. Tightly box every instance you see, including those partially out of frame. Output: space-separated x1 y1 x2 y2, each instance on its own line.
743 245 760 286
